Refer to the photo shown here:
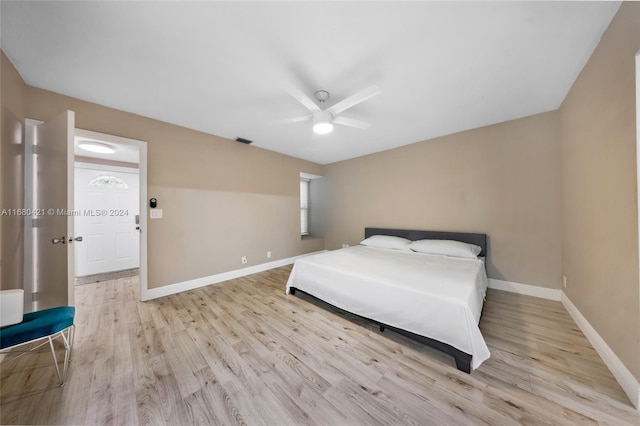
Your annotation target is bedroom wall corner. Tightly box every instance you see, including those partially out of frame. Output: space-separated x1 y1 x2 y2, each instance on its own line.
0 50 26 291
308 175 330 242
560 1 640 386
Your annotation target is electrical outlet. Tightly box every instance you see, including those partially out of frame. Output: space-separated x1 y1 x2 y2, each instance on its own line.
241 256 247 264
563 275 567 288
341 244 350 248
267 251 272 259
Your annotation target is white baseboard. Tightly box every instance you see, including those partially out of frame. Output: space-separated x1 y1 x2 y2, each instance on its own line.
141 251 325 301
561 293 640 410
489 278 639 409
488 278 562 301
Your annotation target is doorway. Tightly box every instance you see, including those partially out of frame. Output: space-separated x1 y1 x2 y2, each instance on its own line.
73 129 148 291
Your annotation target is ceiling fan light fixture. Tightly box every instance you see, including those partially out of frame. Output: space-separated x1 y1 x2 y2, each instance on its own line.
312 110 334 135
78 141 116 154
270 85 379 135
313 122 334 135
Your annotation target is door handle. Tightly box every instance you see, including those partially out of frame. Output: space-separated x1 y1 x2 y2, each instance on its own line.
68 236 83 243
52 236 66 244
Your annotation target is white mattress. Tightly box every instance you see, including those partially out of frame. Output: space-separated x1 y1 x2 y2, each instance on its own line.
286 245 490 370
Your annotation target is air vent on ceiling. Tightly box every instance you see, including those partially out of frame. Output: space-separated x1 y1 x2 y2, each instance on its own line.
234 137 253 144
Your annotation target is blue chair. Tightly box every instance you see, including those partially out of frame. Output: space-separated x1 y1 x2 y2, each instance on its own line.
0 290 75 387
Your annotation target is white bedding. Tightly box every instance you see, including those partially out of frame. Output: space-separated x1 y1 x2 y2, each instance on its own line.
286 245 490 370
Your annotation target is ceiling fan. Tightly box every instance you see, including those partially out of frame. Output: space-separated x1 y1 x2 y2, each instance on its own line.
267 85 381 135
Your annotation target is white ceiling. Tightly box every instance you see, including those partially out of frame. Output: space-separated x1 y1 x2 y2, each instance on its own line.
1 1 621 165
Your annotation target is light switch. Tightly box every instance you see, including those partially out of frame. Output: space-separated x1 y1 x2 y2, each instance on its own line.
150 209 163 219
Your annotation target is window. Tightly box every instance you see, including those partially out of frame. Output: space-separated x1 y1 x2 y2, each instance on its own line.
300 178 310 236
88 175 129 189
299 172 322 236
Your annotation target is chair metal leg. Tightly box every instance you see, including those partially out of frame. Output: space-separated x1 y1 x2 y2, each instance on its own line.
46 327 74 387
47 335 64 387
68 325 76 361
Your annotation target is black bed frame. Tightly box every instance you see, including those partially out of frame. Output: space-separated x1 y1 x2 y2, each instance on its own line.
288 227 488 374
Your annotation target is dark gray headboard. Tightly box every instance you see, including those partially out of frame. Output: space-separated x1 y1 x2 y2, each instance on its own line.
364 227 488 257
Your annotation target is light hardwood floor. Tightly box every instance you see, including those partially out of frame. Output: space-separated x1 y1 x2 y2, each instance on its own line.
1 266 639 425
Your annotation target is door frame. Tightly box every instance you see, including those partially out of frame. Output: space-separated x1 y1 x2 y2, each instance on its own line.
74 128 149 301
24 123 149 308
635 50 640 408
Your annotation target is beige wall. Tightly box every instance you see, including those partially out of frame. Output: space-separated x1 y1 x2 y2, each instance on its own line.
560 1 640 381
1 51 26 290
317 111 562 289
23 86 324 289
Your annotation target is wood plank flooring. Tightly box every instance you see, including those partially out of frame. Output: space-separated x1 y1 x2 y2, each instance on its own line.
1 266 639 425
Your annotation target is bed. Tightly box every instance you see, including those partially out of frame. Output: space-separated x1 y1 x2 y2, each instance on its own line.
285 227 490 373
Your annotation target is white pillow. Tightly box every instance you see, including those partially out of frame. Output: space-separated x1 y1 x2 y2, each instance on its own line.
360 235 412 250
408 239 481 259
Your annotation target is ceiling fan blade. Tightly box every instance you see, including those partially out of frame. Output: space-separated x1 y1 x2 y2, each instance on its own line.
285 85 321 112
265 115 312 125
327 85 381 115
333 116 371 130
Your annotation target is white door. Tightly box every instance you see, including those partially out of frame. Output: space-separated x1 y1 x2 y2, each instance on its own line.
74 165 140 277
29 111 76 310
